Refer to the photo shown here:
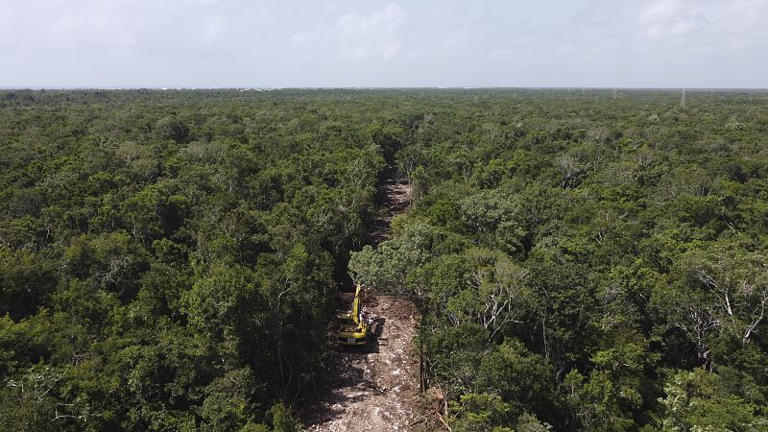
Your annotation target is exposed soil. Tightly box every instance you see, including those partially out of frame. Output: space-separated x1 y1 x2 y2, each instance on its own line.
304 294 423 432
367 177 413 245
303 177 429 431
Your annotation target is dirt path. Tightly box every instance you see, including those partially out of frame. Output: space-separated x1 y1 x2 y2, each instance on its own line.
304 177 424 432
367 176 412 245
305 295 422 431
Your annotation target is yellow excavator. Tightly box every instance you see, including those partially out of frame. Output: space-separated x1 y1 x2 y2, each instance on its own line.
337 283 369 346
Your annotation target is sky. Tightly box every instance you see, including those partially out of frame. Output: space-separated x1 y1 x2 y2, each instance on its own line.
1 0 767 88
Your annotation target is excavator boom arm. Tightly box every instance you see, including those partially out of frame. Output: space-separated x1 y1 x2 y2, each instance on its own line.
351 284 361 324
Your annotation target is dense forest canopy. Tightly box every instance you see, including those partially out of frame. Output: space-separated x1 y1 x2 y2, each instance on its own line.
1 89 768 431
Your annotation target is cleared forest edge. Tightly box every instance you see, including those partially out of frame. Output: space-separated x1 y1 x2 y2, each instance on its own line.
367 176 413 245
305 294 421 431
304 179 424 431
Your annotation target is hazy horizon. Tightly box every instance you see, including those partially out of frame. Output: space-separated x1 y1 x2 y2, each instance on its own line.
3 86 768 91
2 0 767 88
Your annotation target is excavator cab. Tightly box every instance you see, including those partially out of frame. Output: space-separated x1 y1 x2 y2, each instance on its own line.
337 284 369 346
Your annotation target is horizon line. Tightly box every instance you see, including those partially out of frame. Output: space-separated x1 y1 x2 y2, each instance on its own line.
2 86 768 91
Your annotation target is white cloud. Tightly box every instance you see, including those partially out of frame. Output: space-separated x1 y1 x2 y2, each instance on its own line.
440 26 470 51
337 3 404 59
46 6 135 49
1 0 766 87
293 3 406 61
638 0 706 39
0 3 14 46
201 16 223 44
481 0 768 87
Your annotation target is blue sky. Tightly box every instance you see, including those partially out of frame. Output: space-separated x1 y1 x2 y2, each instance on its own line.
1 0 766 88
